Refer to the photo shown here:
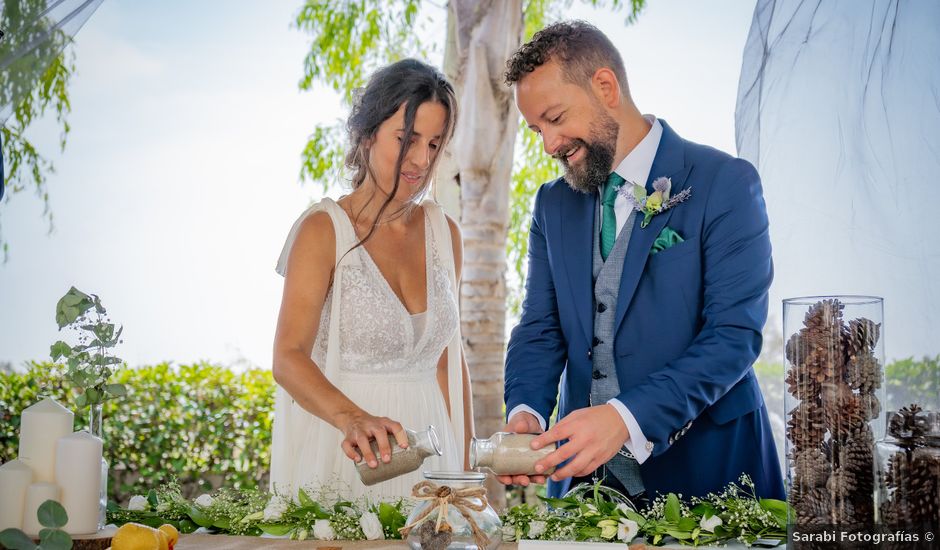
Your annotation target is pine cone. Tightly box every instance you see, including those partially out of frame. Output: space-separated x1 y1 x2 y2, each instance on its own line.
792 488 832 525
787 402 827 453
785 350 824 401
845 352 883 394
857 393 882 421
844 317 880 359
820 382 867 437
888 404 928 447
908 450 940 524
826 465 858 496
792 449 831 489
786 299 846 387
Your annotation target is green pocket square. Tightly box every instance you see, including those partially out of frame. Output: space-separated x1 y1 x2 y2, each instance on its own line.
650 226 684 255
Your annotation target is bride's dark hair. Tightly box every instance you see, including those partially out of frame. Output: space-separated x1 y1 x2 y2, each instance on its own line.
344 59 457 250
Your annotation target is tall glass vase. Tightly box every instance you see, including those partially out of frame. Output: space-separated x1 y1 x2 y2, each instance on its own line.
88 403 108 531
783 296 885 530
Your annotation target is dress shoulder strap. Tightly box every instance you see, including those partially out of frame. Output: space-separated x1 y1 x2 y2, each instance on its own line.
422 200 457 286
275 197 360 277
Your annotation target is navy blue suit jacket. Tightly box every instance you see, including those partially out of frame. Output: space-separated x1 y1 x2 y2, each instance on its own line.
505 120 785 501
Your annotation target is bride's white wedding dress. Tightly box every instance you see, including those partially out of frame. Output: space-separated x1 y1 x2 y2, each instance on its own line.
269 198 465 503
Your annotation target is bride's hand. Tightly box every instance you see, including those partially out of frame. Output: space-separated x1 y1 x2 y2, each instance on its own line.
335 410 408 468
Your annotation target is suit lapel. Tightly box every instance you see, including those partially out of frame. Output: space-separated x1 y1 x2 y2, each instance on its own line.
614 120 692 335
560 185 596 345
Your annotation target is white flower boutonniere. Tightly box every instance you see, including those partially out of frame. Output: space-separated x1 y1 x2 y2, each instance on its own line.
619 176 692 228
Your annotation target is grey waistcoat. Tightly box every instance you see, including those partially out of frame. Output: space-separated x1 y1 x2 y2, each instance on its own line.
590 198 645 495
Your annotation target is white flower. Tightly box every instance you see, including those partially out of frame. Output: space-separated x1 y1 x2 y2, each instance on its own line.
127 495 148 511
598 519 618 540
584 503 599 516
700 514 723 532
616 502 634 516
527 520 546 538
618 518 639 542
313 519 335 540
262 496 289 521
501 524 517 541
359 512 384 540
194 494 214 507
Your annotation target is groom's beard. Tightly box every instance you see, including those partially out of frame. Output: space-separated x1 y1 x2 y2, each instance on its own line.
555 112 619 194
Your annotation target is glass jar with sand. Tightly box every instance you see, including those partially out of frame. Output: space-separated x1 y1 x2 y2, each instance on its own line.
357 425 442 486
470 432 555 476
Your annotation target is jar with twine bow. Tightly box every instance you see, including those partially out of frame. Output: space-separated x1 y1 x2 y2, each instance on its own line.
400 471 502 549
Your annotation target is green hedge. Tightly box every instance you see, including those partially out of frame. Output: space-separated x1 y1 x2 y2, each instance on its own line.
0 362 273 504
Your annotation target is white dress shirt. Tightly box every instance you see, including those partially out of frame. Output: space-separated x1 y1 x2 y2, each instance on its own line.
508 115 663 466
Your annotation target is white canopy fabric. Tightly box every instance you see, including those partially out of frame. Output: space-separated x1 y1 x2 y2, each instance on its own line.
1 0 104 197
736 0 940 361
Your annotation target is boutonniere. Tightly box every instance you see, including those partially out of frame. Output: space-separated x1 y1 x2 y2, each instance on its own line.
619 177 692 228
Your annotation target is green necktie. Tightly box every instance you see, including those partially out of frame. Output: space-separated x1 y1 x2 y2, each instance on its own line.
600 172 626 261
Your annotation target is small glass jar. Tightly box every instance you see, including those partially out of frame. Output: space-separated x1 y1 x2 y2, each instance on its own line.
404 471 502 550
470 432 555 476
357 425 441 486
875 407 940 529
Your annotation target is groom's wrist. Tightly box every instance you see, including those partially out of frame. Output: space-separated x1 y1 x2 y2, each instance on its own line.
506 404 547 431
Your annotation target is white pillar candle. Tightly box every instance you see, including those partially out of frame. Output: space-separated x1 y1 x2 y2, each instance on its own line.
54 431 103 535
18 398 74 482
0 460 34 530
22 482 60 537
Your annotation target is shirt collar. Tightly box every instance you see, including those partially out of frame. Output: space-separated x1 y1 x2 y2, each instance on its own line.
612 115 662 188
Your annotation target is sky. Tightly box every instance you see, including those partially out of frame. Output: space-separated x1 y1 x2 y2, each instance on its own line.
5 0 896 372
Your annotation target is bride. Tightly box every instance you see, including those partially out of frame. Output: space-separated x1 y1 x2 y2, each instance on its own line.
269 59 473 503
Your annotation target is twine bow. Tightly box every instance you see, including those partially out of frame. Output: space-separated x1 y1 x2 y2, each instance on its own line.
399 480 490 548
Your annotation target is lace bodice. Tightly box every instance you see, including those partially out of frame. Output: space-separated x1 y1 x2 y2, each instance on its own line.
311 211 459 376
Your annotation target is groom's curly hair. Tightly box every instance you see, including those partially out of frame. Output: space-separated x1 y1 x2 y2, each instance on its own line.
504 20 628 93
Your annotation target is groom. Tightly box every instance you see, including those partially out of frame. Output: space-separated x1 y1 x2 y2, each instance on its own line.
501 21 784 502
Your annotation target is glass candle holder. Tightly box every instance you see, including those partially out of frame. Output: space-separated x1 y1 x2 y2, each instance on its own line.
783 296 885 528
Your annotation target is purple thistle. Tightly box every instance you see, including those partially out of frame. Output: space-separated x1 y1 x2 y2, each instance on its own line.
652 177 671 194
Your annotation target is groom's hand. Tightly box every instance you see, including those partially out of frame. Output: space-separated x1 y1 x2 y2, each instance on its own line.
531 404 629 481
496 411 547 487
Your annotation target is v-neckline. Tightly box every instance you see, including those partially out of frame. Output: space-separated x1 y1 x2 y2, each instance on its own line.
336 202 432 318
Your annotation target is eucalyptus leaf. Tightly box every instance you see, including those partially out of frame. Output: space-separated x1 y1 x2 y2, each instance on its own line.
85 387 100 404
377 502 406 532
106 383 127 397
74 392 87 408
37 499 68 529
0 528 37 550
49 341 71 361
633 183 647 203
178 519 198 534
664 493 680 523
666 529 692 540
759 498 789 528
538 496 579 509
38 528 71 550
187 505 213 527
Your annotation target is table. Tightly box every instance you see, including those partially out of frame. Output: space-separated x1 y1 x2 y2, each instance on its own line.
174 534 780 549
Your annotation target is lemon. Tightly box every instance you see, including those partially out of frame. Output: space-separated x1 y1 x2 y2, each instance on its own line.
158 524 179 549
154 528 170 550
111 522 161 550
